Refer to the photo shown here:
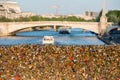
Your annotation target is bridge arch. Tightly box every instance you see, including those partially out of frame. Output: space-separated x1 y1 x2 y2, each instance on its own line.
106 26 120 34
10 25 97 35
10 24 72 34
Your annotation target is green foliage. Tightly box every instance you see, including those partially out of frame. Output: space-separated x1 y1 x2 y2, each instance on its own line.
0 16 13 22
96 10 120 25
66 16 78 21
1 10 120 23
86 19 96 22
61 16 86 22
0 15 95 22
96 10 102 22
106 10 120 24
14 17 31 22
36 16 86 22
30 16 39 21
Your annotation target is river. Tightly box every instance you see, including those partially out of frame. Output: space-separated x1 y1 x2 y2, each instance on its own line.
0 28 105 45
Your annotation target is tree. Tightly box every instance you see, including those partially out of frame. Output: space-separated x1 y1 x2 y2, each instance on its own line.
0 16 13 22
14 17 31 22
106 10 120 24
30 16 40 21
96 10 102 22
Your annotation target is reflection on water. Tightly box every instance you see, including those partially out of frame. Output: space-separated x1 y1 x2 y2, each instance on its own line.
0 28 105 45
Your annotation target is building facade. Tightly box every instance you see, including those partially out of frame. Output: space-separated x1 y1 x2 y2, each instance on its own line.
0 1 21 18
40 11 99 20
0 1 34 19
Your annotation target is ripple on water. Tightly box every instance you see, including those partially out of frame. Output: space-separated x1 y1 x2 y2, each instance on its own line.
0 28 105 45
55 36 105 45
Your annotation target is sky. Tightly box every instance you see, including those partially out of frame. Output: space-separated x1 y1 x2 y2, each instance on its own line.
15 0 120 15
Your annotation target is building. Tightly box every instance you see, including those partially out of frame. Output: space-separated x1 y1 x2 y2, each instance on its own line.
0 1 21 18
85 11 99 18
0 0 35 19
21 12 35 18
65 14 97 20
84 11 99 20
67 11 99 20
40 11 99 20
0 1 99 20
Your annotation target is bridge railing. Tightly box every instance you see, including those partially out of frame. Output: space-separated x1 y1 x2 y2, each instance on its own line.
0 21 100 25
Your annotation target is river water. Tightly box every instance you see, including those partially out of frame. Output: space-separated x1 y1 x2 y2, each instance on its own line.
0 28 105 45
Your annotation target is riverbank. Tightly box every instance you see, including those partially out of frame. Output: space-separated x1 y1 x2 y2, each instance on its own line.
0 45 120 80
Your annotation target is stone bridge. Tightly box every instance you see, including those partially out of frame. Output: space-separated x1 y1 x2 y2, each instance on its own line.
0 21 113 36
106 25 120 33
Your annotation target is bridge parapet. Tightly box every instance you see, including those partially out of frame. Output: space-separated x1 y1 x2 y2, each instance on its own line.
0 21 114 36
0 21 99 24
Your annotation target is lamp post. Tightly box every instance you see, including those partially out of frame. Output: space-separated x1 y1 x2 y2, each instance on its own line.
99 0 108 35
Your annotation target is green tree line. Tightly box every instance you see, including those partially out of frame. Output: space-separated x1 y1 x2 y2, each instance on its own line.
0 16 95 22
96 10 120 25
0 10 120 23
107 10 120 25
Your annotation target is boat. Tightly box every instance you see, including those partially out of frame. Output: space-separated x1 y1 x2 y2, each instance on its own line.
42 36 54 44
59 28 71 34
